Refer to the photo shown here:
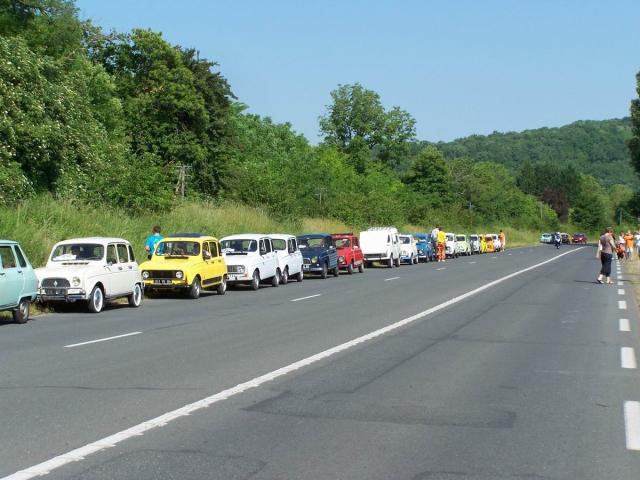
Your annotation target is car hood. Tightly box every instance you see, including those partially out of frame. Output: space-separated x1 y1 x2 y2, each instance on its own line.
299 247 330 257
36 264 105 280
140 256 202 270
222 252 259 266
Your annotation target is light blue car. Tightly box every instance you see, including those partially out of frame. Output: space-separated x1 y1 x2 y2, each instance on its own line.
0 240 38 323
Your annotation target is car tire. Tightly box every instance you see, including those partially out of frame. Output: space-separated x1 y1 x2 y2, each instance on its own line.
321 263 328 279
12 298 30 324
87 285 104 313
128 283 143 308
358 262 364 273
296 270 304 282
271 271 280 287
217 276 227 295
387 257 394 268
251 270 260 290
188 276 201 299
347 263 354 274
281 267 289 285
333 265 339 277
395 257 401 267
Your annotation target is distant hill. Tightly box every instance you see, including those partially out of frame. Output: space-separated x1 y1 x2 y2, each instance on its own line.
421 118 636 188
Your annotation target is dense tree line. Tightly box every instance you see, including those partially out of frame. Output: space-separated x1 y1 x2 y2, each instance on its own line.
0 0 633 232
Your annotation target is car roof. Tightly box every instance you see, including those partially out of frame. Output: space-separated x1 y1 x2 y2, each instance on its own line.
54 237 130 245
297 233 330 238
0 239 18 245
220 234 268 241
268 233 295 239
163 234 217 241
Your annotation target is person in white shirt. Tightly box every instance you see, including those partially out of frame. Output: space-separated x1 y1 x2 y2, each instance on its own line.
635 231 640 257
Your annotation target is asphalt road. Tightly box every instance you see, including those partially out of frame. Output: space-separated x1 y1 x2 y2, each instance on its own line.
1 245 639 479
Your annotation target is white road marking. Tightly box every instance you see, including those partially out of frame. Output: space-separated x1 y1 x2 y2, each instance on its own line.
618 281 624 286
290 294 322 302
619 289 626 296
64 332 141 349
468 261 476 264
384 276 401 282
622 347 637 369
619 276 625 281
620 318 631 332
1 247 584 480
507 253 512 256
492 256 497 259
625 401 640 450
619 300 628 310
436 267 446 271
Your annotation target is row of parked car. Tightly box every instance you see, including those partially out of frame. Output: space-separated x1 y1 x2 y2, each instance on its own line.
0 229 504 323
539 232 587 244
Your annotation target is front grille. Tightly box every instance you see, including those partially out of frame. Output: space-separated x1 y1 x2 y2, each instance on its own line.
364 254 381 259
227 265 243 273
41 278 70 288
149 270 175 279
303 258 311 265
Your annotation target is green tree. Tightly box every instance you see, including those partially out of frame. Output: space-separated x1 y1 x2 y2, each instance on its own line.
403 146 451 209
629 71 640 178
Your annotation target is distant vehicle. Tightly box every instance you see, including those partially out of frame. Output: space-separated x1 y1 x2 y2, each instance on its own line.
572 233 587 244
331 233 364 274
298 233 339 278
221 234 280 290
269 234 304 284
560 232 570 244
455 234 471 256
142 233 227 298
469 234 482 254
38 237 143 312
0 240 38 323
413 233 434 262
540 233 553 244
398 234 419 264
360 227 401 268
490 234 502 252
485 234 496 253
445 233 457 258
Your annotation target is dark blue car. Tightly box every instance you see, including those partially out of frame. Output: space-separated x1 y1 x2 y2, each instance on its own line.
297 233 339 279
414 233 435 262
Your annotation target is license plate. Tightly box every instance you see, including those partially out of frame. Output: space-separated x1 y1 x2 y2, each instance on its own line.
228 275 239 281
154 279 173 285
303 265 310 271
46 289 63 295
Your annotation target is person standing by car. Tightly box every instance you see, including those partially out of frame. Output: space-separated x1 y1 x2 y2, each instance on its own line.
436 226 446 262
624 231 635 260
635 230 640 259
498 230 506 253
597 228 616 284
144 226 163 259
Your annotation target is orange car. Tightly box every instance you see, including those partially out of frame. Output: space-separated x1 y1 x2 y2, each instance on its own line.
484 234 495 253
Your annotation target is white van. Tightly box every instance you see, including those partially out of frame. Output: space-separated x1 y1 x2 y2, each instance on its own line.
445 233 457 259
269 234 303 284
360 227 401 268
491 234 502 252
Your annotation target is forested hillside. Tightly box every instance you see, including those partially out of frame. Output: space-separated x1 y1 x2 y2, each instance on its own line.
0 0 637 236
426 119 636 188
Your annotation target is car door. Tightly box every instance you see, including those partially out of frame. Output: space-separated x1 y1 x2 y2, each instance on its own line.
288 237 302 274
262 238 277 278
105 243 127 296
127 244 142 284
0 245 22 308
13 244 37 297
352 237 363 265
209 241 225 281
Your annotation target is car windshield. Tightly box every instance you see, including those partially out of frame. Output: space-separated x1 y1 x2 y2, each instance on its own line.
446 235 454 241
52 244 104 261
456 236 465 241
156 241 201 256
271 239 287 251
334 238 351 248
400 237 411 244
299 237 326 248
220 239 257 253
470 236 478 240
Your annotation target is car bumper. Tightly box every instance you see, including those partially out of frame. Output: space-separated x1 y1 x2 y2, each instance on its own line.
303 264 325 273
38 287 87 302
144 279 188 289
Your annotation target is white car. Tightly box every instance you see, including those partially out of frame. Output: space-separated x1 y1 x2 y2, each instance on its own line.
445 233 457 258
491 234 502 252
220 234 280 290
469 234 482 254
398 234 419 265
36 237 143 313
360 227 401 268
269 234 303 284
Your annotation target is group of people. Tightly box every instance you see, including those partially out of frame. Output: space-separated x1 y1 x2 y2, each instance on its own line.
597 227 640 284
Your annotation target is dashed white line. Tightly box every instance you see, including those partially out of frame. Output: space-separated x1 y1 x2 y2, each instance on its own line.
64 332 141 348
468 261 476 264
619 300 628 310
384 276 401 282
618 281 624 286
625 401 640 450
620 318 631 332
436 267 446 271
1 247 584 480
622 347 637 369
290 294 322 302
619 289 626 296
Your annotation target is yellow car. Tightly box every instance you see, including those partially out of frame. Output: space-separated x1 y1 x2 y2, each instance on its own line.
139 233 227 299
484 234 495 253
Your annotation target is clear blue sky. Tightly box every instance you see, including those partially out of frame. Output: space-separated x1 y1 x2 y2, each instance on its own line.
75 0 639 142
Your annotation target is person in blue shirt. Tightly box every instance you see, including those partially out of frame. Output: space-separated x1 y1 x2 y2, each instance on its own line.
144 226 163 259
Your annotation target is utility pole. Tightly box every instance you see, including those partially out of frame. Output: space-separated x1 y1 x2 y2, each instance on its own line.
175 164 192 201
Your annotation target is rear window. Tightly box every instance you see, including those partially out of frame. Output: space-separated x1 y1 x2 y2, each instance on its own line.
272 239 287 251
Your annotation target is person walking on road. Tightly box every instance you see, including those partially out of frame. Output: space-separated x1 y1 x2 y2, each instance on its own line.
145 225 163 260
624 231 635 260
635 230 640 259
498 230 506 253
436 226 446 262
597 228 617 284
431 225 439 260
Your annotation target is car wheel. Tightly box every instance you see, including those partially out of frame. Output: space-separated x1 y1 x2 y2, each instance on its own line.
272 271 280 287
358 262 364 273
87 285 104 313
217 276 227 295
321 263 328 279
333 265 340 277
281 267 289 285
296 270 304 282
12 298 30 324
395 257 401 267
128 283 143 308
387 257 394 268
188 276 201 299
251 270 260 290
347 263 354 274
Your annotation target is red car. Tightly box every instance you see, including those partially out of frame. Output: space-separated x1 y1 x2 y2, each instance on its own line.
572 233 587 244
331 233 365 274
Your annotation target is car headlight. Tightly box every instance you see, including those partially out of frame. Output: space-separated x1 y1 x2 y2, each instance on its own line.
338 256 345 263
175 271 184 279
72 276 81 287
142 271 149 279
311 256 318 263
238 266 246 274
